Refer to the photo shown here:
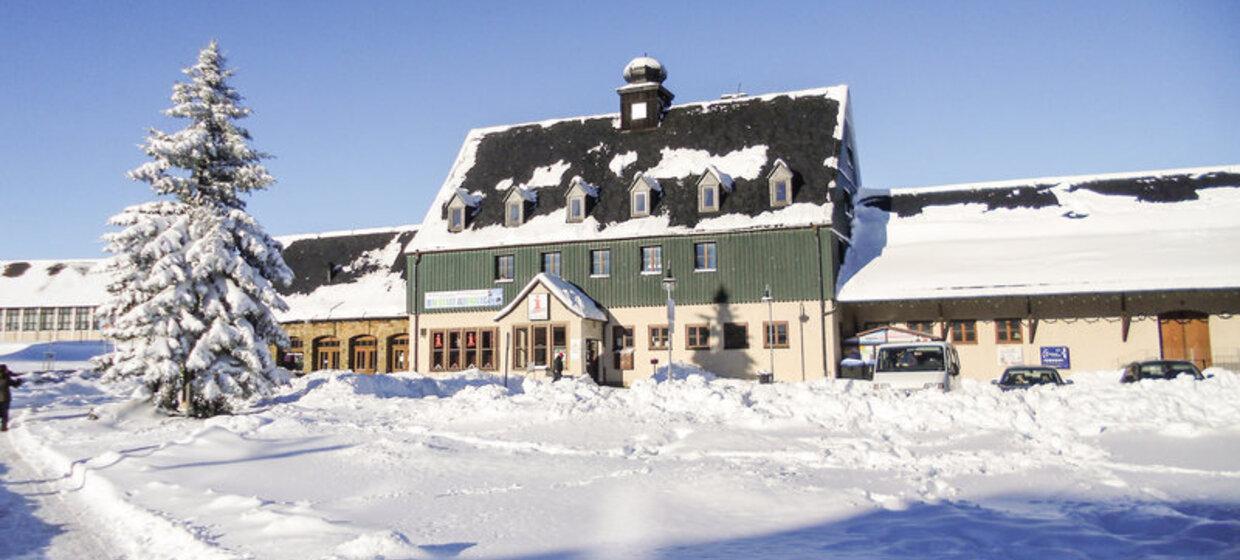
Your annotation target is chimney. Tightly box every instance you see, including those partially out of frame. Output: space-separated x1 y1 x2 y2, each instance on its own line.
617 56 674 132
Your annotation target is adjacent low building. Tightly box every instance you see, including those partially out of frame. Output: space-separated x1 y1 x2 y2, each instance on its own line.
405 57 860 385
0 260 106 344
837 165 1240 378
275 226 417 374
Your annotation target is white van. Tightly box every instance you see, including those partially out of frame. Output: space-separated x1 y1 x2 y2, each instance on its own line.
871 341 961 392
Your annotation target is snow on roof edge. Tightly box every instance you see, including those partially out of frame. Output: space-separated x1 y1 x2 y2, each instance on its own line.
276 224 419 245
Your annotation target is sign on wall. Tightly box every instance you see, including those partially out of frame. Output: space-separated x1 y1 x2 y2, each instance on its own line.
424 288 503 310
528 293 550 321
997 346 1024 367
1040 346 1071 369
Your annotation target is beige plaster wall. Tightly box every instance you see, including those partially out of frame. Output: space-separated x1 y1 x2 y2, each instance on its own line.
414 295 839 385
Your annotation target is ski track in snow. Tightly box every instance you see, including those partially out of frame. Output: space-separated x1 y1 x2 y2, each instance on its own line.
4 369 1240 558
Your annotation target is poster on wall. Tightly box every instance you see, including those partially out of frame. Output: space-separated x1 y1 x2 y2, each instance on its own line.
1040 346 1071 369
997 346 1024 367
528 293 550 321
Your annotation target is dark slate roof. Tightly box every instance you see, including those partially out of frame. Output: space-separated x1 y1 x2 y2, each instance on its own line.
862 169 1240 218
411 86 854 253
275 226 417 321
837 165 1240 301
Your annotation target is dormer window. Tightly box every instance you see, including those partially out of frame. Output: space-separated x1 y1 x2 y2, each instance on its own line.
449 207 464 232
446 188 480 233
503 185 536 228
506 200 522 227
768 159 794 208
568 197 584 222
628 172 660 218
565 176 598 224
697 166 732 213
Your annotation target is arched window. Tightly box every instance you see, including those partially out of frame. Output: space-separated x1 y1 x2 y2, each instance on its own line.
313 336 341 371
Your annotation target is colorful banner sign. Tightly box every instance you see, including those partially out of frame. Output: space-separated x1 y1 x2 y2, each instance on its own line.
424 288 504 310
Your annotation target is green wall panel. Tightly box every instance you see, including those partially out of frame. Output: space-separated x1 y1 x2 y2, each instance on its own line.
410 228 834 314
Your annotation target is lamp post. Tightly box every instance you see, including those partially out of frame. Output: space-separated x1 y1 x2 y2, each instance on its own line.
662 268 677 379
762 284 774 383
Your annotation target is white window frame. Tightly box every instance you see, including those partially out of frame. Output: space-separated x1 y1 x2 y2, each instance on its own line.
768 160 794 208
542 252 562 276
449 206 465 232
495 255 515 283
590 249 611 278
630 101 647 121
694 242 718 272
505 200 523 227
640 246 662 274
568 196 584 222
632 191 649 217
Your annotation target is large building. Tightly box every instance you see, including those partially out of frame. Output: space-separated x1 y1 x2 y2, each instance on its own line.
837 166 1240 378
0 260 106 344
275 226 417 374
405 57 860 385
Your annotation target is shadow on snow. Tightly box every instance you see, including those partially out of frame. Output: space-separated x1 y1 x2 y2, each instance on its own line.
0 461 66 558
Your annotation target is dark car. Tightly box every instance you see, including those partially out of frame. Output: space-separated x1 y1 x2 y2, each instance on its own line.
1121 360 1211 383
992 366 1072 390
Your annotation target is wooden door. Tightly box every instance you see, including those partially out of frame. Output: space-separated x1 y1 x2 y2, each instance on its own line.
314 337 340 371
388 334 409 372
351 336 378 374
1160 312 1212 369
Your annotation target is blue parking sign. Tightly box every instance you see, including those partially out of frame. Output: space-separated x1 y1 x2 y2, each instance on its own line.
1040 346 1071 369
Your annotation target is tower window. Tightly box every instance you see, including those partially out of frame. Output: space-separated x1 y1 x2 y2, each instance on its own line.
630 102 647 121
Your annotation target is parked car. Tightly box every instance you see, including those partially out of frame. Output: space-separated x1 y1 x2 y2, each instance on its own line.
871 341 961 392
992 366 1072 390
1121 360 1212 383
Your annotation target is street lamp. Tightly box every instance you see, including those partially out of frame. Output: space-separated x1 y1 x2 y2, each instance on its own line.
762 284 774 383
662 268 677 379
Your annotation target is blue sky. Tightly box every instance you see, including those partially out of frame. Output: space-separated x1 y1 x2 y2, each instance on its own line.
1 1 1237 259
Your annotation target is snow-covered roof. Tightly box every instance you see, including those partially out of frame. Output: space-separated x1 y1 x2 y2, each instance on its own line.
276 226 417 322
0 259 107 308
837 165 1240 302
492 273 608 322
409 86 852 253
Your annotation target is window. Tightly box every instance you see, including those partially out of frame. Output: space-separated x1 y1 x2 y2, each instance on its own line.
569 197 584 222
686 325 710 349
495 255 514 282
764 321 789 349
506 201 522 227
723 323 749 350
648 325 669 350
449 207 464 232
0 309 9 332
641 246 662 274
432 328 498 372
633 191 648 216
57 308 72 331
630 101 647 121
75 307 93 330
769 159 793 207
694 242 717 271
22 309 36 331
613 326 634 370
906 321 936 337
39 307 55 331
542 252 561 276
949 320 977 344
703 186 716 210
996 319 1023 344
532 325 549 366
513 327 528 369
590 249 611 277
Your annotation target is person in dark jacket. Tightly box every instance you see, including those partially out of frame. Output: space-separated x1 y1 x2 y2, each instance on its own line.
1 364 23 432
551 352 564 382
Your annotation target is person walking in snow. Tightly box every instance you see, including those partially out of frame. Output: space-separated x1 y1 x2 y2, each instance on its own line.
552 352 564 382
0 364 23 432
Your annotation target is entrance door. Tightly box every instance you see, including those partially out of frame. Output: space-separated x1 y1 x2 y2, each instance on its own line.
313 336 341 371
1159 311 1212 369
388 334 409 372
586 339 602 384
351 335 378 374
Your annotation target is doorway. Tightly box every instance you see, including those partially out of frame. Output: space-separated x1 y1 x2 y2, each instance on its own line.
313 336 341 371
351 335 378 374
586 339 603 384
1159 311 1212 369
388 333 409 372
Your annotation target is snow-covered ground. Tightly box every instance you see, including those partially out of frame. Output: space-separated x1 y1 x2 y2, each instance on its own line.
3 367 1239 559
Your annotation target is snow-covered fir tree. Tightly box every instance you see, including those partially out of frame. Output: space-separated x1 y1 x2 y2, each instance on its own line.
97 41 292 417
